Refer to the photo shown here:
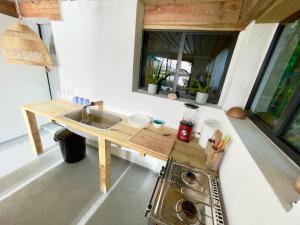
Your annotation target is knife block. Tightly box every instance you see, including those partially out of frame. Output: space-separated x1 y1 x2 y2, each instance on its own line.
205 139 224 173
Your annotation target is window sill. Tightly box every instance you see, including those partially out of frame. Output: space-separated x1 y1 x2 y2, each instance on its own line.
228 117 300 211
133 89 221 109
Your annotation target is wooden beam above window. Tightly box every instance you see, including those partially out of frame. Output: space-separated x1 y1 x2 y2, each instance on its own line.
142 0 300 31
0 0 17 18
143 1 244 31
256 0 300 23
141 0 229 5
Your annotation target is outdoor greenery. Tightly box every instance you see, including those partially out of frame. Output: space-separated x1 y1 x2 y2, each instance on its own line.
145 59 171 85
268 38 300 118
186 75 211 93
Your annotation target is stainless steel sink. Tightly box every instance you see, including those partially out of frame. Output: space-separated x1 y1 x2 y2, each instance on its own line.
63 108 122 130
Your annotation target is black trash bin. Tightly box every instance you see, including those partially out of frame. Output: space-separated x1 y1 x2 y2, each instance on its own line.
54 128 86 163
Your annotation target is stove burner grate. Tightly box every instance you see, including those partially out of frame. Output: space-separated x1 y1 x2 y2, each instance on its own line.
175 199 205 225
182 172 197 186
187 172 196 181
182 200 197 218
145 160 224 225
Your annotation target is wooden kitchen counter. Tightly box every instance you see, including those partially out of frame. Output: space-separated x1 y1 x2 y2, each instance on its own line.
21 99 206 192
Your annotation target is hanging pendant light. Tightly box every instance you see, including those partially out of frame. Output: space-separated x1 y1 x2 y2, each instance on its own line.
0 0 52 68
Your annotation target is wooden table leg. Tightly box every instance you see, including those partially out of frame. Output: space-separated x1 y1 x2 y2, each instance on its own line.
22 109 43 155
98 137 111 193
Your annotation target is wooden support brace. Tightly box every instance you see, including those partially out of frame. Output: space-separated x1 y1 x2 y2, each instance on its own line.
139 152 147 157
98 137 111 193
22 109 43 155
94 100 104 111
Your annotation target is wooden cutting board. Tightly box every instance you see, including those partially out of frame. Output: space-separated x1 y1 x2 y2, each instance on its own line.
128 129 176 158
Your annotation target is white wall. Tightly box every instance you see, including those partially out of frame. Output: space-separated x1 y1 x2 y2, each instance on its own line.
51 0 186 128
0 14 51 143
196 107 300 225
219 22 278 110
50 0 299 224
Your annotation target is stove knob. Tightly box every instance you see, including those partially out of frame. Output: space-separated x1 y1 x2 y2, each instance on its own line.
160 167 165 177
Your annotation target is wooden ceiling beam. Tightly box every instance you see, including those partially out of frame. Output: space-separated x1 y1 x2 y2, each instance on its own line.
238 0 278 25
19 0 61 20
0 0 17 18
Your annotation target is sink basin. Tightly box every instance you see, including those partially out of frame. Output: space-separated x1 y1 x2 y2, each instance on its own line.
63 108 122 130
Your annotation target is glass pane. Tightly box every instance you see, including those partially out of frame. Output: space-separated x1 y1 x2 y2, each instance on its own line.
139 31 237 102
171 61 192 93
139 31 181 92
183 33 233 101
283 109 300 151
250 20 300 128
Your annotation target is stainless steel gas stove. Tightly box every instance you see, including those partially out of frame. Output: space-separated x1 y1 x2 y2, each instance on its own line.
145 158 225 225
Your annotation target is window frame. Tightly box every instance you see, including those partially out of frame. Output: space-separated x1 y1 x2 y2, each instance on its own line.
245 25 300 166
138 29 239 104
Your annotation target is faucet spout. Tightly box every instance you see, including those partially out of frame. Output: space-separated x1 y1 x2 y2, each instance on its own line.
81 102 96 123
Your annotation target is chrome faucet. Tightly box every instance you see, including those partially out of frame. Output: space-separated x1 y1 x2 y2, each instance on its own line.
81 102 95 123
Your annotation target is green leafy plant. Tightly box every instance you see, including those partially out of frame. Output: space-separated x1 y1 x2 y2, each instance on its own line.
145 61 168 85
186 75 211 93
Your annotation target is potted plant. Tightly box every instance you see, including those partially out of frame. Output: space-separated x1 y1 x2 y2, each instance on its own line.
145 61 168 95
187 76 210 104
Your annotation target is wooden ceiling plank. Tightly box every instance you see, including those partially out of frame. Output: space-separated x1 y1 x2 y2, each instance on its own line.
281 10 300 24
185 35 193 55
153 33 174 53
144 24 243 31
238 0 278 25
169 33 181 51
149 39 165 54
0 0 17 18
256 0 300 23
197 35 201 56
191 35 196 55
155 33 176 51
150 34 170 54
162 32 179 52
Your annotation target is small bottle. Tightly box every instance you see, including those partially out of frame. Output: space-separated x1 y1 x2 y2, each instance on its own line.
72 96 79 104
83 99 90 106
79 97 85 106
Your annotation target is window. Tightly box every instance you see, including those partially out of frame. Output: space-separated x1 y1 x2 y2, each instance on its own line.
139 31 238 103
246 18 300 166
38 23 60 100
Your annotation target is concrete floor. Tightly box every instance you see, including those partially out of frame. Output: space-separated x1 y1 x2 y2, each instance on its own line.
0 128 157 225
0 124 61 178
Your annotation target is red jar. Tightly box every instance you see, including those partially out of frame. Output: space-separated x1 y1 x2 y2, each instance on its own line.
177 121 193 142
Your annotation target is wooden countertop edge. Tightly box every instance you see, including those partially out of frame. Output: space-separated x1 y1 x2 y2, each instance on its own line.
21 100 169 160
21 100 205 164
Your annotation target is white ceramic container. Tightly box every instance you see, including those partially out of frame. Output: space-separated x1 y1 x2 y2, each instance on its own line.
148 84 158 95
195 92 208 104
199 119 219 149
128 114 152 128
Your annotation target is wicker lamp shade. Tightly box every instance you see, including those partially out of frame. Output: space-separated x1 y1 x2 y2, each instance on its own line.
1 22 52 68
